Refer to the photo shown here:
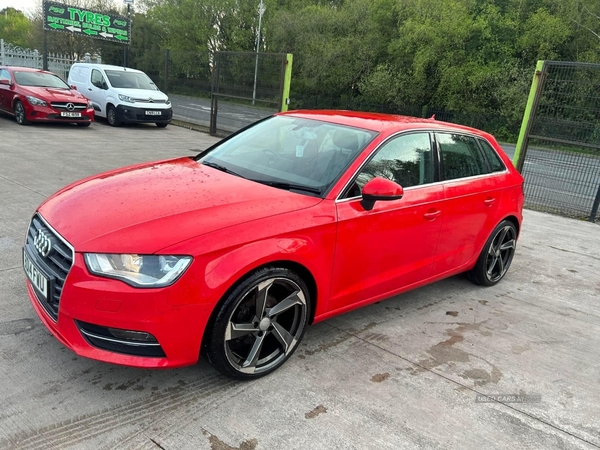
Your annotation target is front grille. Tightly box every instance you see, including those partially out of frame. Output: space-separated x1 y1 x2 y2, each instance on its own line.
24 214 74 321
50 102 88 111
132 98 168 104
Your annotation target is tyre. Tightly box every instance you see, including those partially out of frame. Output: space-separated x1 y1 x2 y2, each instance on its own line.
106 105 121 127
203 267 310 379
469 220 517 286
14 100 29 125
156 122 168 128
77 122 91 127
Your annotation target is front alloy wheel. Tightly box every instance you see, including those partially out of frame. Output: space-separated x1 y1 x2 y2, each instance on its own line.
14 100 29 125
204 268 310 379
469 220 517 286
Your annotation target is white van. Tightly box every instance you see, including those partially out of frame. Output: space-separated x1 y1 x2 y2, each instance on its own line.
68 63 172 128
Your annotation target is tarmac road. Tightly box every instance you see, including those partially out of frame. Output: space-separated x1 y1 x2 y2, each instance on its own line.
0 117 599 449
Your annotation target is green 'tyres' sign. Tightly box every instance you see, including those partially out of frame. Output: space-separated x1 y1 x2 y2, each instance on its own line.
43 0 131 45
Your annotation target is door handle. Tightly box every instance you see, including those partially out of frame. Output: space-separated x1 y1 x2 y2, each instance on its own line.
484 197 496 207
423 210 441 220
88 88 92 91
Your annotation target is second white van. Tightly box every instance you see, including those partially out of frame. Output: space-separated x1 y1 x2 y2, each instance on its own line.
68 63 172 128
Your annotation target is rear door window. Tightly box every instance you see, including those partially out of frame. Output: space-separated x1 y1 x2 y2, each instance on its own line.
437 133 487 180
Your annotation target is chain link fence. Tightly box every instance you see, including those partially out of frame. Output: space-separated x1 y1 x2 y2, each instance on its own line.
515 61 600 222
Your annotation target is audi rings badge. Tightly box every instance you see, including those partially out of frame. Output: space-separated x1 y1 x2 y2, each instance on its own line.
34 230 53 257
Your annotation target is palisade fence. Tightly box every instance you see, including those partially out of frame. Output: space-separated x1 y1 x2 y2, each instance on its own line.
0 39 101 82
514 61 600 223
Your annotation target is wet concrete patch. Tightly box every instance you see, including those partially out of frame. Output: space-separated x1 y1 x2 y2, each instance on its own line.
371 373 390 383
305 405 327 419
202 430 258 450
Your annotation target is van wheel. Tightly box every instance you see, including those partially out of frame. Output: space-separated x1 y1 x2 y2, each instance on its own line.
156 122 168 128
107 105 121 127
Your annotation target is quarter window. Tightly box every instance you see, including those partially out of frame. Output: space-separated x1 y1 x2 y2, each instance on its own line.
478 139 506 172
353 133 434 194
437 133 487 180
0 69 10 82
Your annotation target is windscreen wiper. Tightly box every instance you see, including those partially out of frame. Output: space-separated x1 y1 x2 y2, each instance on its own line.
250 179 322 195
201 161 244 178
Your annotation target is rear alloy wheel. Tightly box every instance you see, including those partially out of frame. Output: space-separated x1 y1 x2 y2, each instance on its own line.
469 220 517 286
14 100 29 125
77 122 91 127
106 105 121 127
204 267 310 379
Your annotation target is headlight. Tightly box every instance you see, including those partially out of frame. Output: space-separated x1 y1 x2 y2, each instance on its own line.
87 101 94 109
118 94 136 103
26 96 47 106
84 254 192 288
165 98 171 106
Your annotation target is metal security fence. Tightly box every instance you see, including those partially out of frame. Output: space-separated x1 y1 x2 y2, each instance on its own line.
210 51 292 134
515 61 600 222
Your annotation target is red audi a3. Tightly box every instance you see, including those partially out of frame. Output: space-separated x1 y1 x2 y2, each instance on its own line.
23 111 524 378
0 66 94 126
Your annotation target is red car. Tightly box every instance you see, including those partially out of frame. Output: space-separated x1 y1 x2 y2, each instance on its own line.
23 111 524 378
0 66 94 126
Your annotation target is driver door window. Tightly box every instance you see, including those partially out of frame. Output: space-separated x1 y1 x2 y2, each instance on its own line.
91 70 106 89
350 132 433 196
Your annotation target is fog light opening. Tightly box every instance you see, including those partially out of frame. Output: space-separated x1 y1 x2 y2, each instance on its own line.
108 328 157 342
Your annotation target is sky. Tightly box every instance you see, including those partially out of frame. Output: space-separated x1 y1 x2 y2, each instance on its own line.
0 0 39 15
0 0 127 16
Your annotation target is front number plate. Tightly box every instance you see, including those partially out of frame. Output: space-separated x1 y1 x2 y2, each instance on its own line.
145 111 162 116
61 112 81 117
23 250 48 299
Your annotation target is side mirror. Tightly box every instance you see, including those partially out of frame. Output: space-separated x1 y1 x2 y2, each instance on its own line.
361 177 404 211
70 85 77 90
0 79 11 86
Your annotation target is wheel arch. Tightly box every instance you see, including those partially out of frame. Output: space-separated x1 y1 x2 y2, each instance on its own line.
11 95 23 109
200 258 319 353
502 214 521 237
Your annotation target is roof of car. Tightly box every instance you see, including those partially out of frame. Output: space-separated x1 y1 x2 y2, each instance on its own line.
72 63 142 73
280 110 489 136
0 66 54 74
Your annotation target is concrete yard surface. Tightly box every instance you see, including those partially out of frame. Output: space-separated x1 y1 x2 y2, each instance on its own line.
0 117 598 449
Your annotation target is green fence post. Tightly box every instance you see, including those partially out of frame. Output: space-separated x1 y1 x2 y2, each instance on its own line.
280 53 293 112
514 60 546 172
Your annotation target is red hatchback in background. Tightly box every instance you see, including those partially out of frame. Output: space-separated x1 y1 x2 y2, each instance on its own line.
0 66 94 126
23 111 524 379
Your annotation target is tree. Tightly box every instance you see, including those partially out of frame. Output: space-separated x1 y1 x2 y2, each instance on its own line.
0 7 34 48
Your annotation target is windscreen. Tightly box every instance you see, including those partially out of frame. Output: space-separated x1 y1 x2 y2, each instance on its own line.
105 70 158 90
14 71 69 88
198 116 378 196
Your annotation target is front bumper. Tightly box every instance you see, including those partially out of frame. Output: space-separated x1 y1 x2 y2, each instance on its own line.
116 105 172 124
25 252 210 369
25 103 94 123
